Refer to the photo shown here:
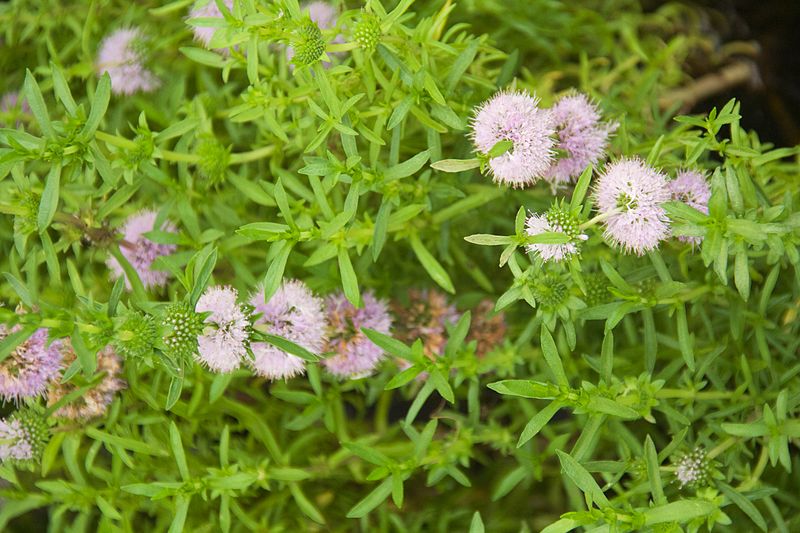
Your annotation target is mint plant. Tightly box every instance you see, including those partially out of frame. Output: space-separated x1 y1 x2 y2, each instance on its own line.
0 1 798 531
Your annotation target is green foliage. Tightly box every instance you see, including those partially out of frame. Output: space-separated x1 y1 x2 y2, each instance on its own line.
0 0 799 532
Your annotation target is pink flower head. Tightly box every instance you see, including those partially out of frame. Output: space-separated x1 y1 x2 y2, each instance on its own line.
249 280 327 380
0 417 33 462
195 286 250 373
669 170 710 245
0 327 62 402
188 0 234 50
471 90 555 188
323 291 392 379
0 92 29 128
106 210 177 290
544 93 617 189
525 209 587 262
595 158 671 255
96 28 159 95
286 2 343 67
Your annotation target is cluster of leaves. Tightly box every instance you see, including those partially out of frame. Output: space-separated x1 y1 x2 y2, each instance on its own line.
0 0 798 532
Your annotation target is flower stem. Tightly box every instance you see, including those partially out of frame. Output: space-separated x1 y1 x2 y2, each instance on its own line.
229 145 275 164
737 445 769 491
656 388 746 400
707 437 738 460
327 42 359 53
95 130 137 150
579 208 621 230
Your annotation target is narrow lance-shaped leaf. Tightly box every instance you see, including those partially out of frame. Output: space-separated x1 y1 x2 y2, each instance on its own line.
409 233 455 294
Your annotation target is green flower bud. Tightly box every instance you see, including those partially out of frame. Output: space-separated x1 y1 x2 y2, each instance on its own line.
532 272 568 308
292 21 325 66
353 14 381 52
195 136 231 186
114 311 157 361
162 303 204 360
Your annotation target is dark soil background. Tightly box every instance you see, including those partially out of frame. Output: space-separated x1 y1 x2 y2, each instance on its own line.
649 0 800 146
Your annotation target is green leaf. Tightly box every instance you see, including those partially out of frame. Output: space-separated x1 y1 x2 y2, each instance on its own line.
445 310 471 358
385 150 430 180
180 46 227 67
469 511 485 533
491 466 527 501
263 240 293 302
23 69 53 137
361 328 413 360
540 328 568 386
85 428 168 456
168 497 190 533
71 328 96 376
372 200 392 261
236 222 290 240
487 139 513 158
210 373 233 404
81 73 111 138
344 441 391 466
166 375 183 411
464 234 514 246
642 500 717 525
289 483 325 524
37 164 61 232
384 365 423 389
734 247 750 301
346 478 393 518
487 380 555 399
409 233 455 293
261 333 318 361
430 158 480 173
676 303 695 371
570 166 593 211
95 495 122 520
109 246 147 302
50 62 77 115
555 450 609 508
718 482 767 531
429 369 455 403
644 436 666 505
600 330 613 384
3 273 34 307
337 247 361 306
518 401 561 447
525 232 570 245
540 518 581 533
189 245 218 306
169 421 190 480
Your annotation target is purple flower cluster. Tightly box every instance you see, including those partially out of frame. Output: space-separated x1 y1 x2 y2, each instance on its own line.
96 28 159 95
187 0 234 52
669 170 711 245
0 417 33 462
106 210 177 290
0 327 62 402
195 286 250 373
470 90 616 189
250 280 327 380
525 207 587 263
323 291 393 378
471 90 556 188
286 2 343 66
545 93 617 190
595 158 671 255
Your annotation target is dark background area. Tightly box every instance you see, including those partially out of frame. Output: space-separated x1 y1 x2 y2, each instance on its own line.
648 0 800 146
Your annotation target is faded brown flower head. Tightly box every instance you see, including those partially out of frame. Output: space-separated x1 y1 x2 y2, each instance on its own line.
391 289 459 358
467 300 506 357
47 344 126 420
